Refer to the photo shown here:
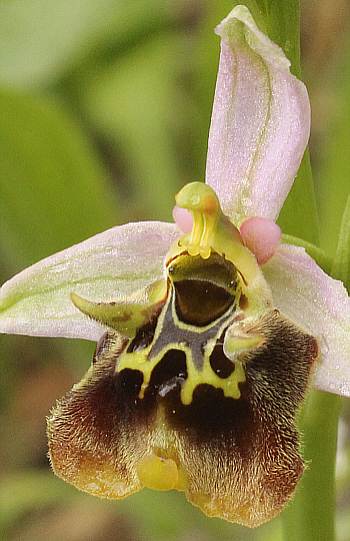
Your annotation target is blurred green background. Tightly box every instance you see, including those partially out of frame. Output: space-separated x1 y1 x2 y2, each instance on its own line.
0 1 349 540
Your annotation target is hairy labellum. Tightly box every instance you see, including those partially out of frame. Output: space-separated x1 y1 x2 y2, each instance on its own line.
48 183 319 527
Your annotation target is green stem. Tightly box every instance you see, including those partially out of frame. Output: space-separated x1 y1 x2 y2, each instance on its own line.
281 390 342 541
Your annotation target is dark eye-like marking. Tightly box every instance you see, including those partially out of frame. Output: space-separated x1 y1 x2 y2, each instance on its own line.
147 349 188 397
168 252 239 327
115 368 144 398
174 280 235 326
209 343 235 378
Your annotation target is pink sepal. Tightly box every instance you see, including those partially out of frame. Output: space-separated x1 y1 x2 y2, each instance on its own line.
263 244 350 397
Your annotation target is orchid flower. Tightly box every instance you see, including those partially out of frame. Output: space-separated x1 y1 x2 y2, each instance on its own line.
0 5 349 529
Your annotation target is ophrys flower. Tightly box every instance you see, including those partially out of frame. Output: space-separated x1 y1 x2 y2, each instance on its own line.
0 5 349 528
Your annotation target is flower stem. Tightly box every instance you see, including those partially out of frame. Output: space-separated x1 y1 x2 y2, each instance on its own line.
281 390 342 541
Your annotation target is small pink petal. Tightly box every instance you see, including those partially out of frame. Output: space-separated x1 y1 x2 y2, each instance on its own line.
240 217 281 265
173 205 193 233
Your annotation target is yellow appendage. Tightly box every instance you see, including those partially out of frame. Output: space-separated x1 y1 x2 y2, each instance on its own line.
136 454 179 491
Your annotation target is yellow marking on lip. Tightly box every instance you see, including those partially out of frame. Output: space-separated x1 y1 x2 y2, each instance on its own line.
180 350 246 405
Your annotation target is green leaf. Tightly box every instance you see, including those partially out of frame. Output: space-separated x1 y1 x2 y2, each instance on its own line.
277 151 319 245
80 33 191 221
0 0 174 87
315 40 350 258
0 89 117 271
332 196 350 291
